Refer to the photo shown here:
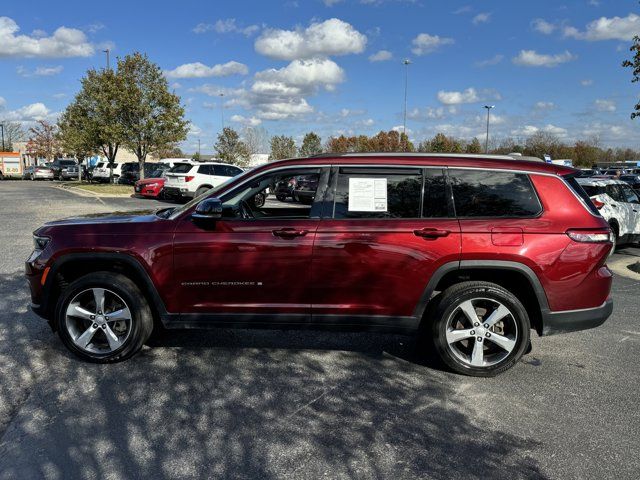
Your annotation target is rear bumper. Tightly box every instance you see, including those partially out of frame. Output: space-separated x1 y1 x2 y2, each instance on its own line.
163 186 193 199
541 298 613 335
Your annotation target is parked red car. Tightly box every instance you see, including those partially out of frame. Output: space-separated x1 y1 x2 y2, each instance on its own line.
25 154 613 376
134 177 166 198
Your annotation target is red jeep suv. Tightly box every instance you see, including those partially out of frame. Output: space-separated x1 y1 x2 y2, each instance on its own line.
25 154 613 376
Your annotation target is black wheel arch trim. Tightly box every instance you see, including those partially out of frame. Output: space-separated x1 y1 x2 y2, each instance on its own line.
414 259 551 324
39 252 169 321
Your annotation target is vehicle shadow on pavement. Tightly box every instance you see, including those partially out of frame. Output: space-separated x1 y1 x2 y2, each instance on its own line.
0 271 547 480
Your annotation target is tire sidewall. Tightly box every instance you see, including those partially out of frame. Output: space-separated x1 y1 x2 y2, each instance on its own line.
432 284 531 377
54 273 151 362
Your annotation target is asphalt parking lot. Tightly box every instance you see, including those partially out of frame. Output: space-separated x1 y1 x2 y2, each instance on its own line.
0 181 638 479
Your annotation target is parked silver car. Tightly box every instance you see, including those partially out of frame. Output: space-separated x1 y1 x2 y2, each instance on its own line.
23 165 54 181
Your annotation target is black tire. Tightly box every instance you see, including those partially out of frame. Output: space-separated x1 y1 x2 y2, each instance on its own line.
54 272 154 363
276 193 287 202
195 186 210 198
427 281 530 377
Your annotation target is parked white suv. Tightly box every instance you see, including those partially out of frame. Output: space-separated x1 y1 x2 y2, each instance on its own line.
92 162 126 183
163 162 243 200
577 177 640 250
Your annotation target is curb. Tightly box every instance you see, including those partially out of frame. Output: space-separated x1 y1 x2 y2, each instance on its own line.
609 255 640 281
53 184 133 199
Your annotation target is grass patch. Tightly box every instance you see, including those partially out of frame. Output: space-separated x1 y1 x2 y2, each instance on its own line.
64 181 133 195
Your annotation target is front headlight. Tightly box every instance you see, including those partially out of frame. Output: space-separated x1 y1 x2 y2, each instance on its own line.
33 235 50 251
146 183 159 187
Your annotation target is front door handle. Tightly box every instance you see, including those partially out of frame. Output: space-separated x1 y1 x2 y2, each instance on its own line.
414 228 450 239
272 228 309 238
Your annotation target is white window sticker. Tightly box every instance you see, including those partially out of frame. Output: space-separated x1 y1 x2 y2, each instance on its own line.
348 177 388 212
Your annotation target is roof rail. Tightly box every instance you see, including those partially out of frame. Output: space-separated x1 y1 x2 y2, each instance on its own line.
308 152 543 161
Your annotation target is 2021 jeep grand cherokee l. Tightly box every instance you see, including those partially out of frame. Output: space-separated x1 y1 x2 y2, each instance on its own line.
25 154 613 376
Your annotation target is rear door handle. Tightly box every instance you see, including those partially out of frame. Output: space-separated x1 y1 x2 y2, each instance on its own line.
414 228 450 239
272 228 309 238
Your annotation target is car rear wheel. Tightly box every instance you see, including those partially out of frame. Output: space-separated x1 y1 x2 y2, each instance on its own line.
55 272 153 362
195 186 210 198
428 281 530 377
608 222 618 257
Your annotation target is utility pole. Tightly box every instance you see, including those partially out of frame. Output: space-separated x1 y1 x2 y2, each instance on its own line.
198 138 201 157
219 93 225 131
0 123 4 152
103 48 110 70
402 59 411 143
484 105 494 153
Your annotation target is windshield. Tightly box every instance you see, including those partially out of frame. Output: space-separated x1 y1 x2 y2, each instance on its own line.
60 160 76 166
168 167 256 220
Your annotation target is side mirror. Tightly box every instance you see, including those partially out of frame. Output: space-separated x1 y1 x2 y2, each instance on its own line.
192 197 223 224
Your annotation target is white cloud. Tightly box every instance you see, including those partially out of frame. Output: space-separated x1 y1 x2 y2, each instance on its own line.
594 99 616 112
564 13 640 41
407 106 447 121
252 57 344 96
437 87 479 105
0 16 95 58
360 118 374 126
193 19 259 37
18 65 64 77
472 13 491 25
411 33 454 55
534 101 555 110
475 54 503 67
511 124 567 137
368 49 392 62
188 123 202 137
52 93 66 99
339 108 366 117
231 114 262 126
2 102 54 122
512 50 576 67
531 18 556 34
255 18 366 60
0 96 5 108
323 0 343 5
580 79 593 86
165 61 248 78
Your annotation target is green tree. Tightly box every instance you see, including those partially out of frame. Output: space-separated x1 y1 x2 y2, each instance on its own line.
429 133 463 153
622 28 640 119
58 102 96 172
215 127 249 164
299 132 323 157
269 135 297 160
58 67 127 181
118 53 188 179
465 137 482 154
192 151 201 161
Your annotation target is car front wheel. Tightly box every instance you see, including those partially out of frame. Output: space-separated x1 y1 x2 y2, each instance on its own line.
428 281 530 377
55 272 154 362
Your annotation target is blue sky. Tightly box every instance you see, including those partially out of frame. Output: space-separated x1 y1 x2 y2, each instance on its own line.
1 0 639 154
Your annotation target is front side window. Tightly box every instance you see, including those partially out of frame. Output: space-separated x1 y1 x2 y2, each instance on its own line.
450 169 542 217
221 168 321 219
620 184 640 203
605 185 624 202
333 167 422 219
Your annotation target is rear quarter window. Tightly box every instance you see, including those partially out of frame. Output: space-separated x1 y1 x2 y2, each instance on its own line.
450 169 542 218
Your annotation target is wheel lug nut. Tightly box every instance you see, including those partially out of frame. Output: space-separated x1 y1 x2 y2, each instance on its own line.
474 322 479 327
101 324 107 329
105 317 109 321
470 330 475 335
90 315 95 319
477 337 483 342
484 324 489 328
486 332 491 337
93 323 98 328
98 311 102 315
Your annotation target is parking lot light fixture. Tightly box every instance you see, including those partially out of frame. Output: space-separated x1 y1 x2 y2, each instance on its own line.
402 59 411 140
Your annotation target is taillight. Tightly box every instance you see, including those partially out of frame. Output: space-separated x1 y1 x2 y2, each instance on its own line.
591 199 605 210
185 176 194 182
566 229 611 243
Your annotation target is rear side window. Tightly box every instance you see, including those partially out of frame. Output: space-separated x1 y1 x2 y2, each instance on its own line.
564 175 600 215
450 169 542 217
171 163 194 174
605 185 624 202
214 165 243 177
198 165 212 175
333 167 422 219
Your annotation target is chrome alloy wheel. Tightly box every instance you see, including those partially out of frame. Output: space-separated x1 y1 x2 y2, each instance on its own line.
65 288 132 355
445 297 518 368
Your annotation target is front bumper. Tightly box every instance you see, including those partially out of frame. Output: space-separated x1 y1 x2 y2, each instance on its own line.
541 298 613 335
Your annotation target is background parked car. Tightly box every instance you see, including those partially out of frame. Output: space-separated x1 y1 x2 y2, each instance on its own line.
619 174 640 192
134 165 172 199
22 165 54 181
119 162 171 185
163 162 243 200
49 159 78 180
577 177 640 251
92 162 123 183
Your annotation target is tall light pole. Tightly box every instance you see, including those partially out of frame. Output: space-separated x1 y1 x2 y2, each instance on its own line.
219 93 225 131
0 123 5 152
402 59 411 139
103 48 110 70
483 105 494 153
